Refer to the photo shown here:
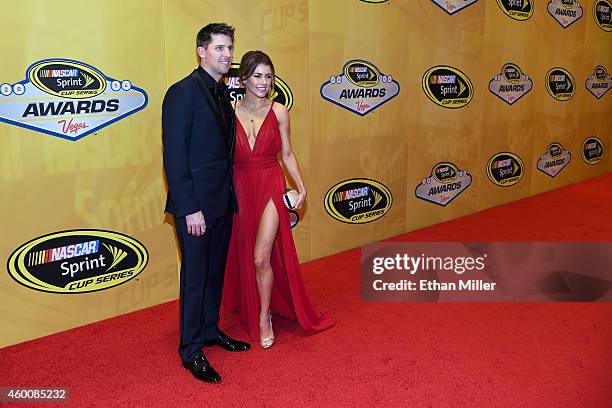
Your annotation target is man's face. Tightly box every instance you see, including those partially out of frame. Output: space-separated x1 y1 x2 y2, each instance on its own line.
198 34 234 81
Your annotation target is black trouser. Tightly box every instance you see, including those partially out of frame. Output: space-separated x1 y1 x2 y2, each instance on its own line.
174 211 233 363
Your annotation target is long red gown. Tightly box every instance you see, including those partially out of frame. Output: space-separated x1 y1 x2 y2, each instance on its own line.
223 105 333 341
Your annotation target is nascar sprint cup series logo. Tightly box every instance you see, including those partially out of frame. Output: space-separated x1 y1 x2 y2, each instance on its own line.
415 162 472 207
320 60 399 116
487 152 524 187
422 66 473 109
0 59 147 141
497 0 534 21
585 66 612 99
431 0 479 15
324 179 392 224
7 230 148 294
582 137 604 165
537 142 571 177
489 63 533 105
546 67 575 101
224 63 293 110
593 0 612 31
547 0 583 28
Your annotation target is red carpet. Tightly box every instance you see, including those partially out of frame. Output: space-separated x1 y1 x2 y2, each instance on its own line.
2 174 611 407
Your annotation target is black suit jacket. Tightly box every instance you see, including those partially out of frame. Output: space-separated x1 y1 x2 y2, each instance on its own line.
162 69 238 219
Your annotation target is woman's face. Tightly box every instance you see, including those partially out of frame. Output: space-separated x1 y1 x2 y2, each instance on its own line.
243 63 274 99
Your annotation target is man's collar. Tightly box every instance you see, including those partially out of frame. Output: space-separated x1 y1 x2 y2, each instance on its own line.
197 66 226 97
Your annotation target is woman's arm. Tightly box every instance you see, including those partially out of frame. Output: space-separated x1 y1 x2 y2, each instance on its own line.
274 103 306 209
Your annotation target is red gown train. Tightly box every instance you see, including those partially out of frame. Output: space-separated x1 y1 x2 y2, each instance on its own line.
223 105 333 341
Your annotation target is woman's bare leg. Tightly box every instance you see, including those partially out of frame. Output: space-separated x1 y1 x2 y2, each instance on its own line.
254 198 279 342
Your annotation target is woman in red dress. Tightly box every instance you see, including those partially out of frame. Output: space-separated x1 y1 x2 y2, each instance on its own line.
223 51 333 348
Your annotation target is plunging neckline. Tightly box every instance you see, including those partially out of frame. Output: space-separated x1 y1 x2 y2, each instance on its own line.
236 105 274 153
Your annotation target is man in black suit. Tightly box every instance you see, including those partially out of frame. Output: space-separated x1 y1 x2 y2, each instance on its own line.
162 22 250 384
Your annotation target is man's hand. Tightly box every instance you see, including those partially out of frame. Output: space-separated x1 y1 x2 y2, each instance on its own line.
186 211 206 236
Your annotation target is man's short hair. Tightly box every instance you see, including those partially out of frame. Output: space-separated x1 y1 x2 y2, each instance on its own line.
196 23 235 49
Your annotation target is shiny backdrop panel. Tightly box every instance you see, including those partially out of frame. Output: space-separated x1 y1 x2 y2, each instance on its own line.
405 1 484 233
0 0 176 348
479 0 538 208
579 0 612 177
309 0 409 259
531 0 587 194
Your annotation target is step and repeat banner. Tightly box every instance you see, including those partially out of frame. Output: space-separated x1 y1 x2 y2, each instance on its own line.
1 0 610 347
310 0 611 258
0 1 179 348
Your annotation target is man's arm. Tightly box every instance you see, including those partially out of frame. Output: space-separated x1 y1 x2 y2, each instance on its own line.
162 83 206 235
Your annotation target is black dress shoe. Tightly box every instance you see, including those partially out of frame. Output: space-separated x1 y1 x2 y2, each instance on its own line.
204 331 250 352
182 355 221 383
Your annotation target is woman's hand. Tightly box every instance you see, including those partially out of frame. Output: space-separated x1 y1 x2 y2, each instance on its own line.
295 190 307 209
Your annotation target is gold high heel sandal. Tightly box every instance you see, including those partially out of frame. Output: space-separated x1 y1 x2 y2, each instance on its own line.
259 314 275 349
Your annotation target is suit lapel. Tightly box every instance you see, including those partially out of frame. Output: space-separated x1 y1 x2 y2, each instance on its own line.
190 70 236 158
190 70 225 132
222 97 236 158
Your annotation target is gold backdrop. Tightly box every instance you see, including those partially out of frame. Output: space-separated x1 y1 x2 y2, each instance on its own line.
1 0 610 347
0 0 177 348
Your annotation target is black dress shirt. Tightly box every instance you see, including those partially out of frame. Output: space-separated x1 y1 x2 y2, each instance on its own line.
197 66 233 143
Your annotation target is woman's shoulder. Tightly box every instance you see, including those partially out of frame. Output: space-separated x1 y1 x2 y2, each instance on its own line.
271 101 289 121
